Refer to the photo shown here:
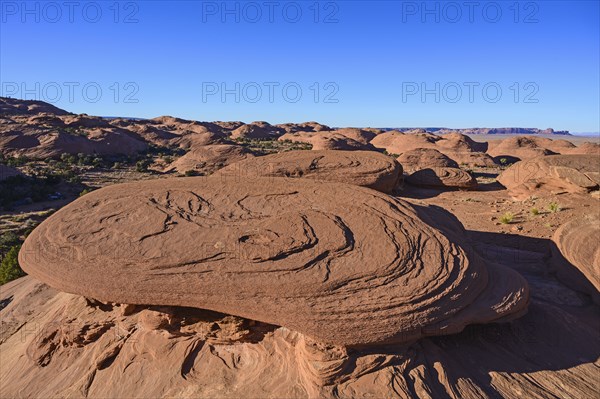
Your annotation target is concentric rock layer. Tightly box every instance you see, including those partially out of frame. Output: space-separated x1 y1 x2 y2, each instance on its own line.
20 177 528 346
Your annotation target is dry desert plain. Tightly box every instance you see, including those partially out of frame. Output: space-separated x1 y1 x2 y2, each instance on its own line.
0 97 599 398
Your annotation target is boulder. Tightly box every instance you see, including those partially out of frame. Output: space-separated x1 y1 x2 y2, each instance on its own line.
20 176 528 347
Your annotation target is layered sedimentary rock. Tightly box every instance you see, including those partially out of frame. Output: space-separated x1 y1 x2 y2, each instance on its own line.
370 131 495 167
165 144 253 174
215 150 402 193
552 215 600 304
497 155 600 199
397 148 459 172
278 132 375 151
20 177 528 347
230 123 284 140
406 167 478 190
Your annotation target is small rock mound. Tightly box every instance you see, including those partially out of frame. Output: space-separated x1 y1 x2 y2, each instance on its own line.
216 150 402 193
371 131 494 167
230 123 284 140
397 148 459 172
497 155 599 199
406 167 478 190
20 176 528 347
166 144 253 175
279 132 375 151
552 215 600 304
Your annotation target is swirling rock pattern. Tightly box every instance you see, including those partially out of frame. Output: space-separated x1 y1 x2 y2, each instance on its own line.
406 167 478 190
397 148 459 173
552 215 600 304
215 150 403 193
19 176 528 347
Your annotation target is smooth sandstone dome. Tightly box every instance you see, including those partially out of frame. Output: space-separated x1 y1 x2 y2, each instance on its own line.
397 148 459 172
215 150 403 193
552 215 600 304
406 167 478 190
19 177 528 347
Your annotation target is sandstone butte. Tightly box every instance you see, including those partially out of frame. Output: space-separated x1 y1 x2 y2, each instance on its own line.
19 176 529 347
215 150 403 194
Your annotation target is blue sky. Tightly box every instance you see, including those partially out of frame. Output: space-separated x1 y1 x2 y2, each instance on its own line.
1 1 598 132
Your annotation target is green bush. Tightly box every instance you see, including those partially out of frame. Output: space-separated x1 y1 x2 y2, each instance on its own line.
0 245 25 285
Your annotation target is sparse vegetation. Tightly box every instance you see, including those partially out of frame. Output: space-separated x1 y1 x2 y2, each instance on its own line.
530 207 539 216
499 212 514 224
548 201 561 213
0 244 24 285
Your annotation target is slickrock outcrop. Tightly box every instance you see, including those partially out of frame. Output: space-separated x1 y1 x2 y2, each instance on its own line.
332 128 377 144
0 97 70 115
215 150 402 193
165 144 253 174
276 121 331 133
552 215 600 304
406 167 478 190
230 123 284 140
370 131 495 167
279 132 375 151
497 155 600 199
397 148 459 172
20 177 528 347
1 274 597 399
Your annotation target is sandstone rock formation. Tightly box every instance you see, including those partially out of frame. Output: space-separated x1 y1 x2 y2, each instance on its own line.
19 177 528 347
406 167 478 190
370 131 495 167
215 150 402 193
279 132 375 151
552 215 600 304
497 155 600 199
0 97 70 116
230 123 284 140
165 144 253 175
397 148 459 172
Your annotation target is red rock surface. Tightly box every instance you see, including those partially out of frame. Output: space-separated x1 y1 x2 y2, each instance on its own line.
216 150 402 193
406 167 478 190
497 155 600 199
19 176 528 347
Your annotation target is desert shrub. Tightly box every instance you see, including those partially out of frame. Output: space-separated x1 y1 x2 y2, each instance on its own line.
530 207 539 216
79 188 93 197
499 212 514 224
0 245 25 285
136 159 151 173
548 202 561 213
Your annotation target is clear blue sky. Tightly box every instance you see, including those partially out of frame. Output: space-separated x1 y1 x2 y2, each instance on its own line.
1 1 598 132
